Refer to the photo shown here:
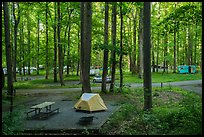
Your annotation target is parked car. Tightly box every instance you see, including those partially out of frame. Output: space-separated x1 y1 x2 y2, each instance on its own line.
93 75 111 83
90 69 100 76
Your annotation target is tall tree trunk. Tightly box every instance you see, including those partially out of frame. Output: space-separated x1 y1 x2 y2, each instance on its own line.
22 21 26 76
132 8 137 74
12 2 20 82
143 2 152 111
67 19 72 75
82 2 92 93
119 2 123 92
80 2 85 88
37 14 40 75
177 26 180 66
110 2 117 93
173 28 177 73
77 28 80 76
194 23 197 65
156 32 159 72
182 29 185 64
138 7 143 79
187 25 193 65
3 2 14 113
27 10 31 75
156 3 160 73
54 2 57 82
19 20 23 76
173 3 177 73
128 17 132 72
152 41 155 72
163 3 167 73
45 2 49 79
101 2 109 93
58 2 65 86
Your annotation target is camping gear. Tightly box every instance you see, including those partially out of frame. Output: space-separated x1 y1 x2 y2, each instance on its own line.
74 93 107 112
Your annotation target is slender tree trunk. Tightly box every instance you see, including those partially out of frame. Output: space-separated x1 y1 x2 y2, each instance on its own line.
37 15 40 75
138 7 143 79
152 41 155 73
110 2 117 93
54 2 57 82
156 32 159 72
173 4 177 73
45 2 49 79
194 23 197 65
3 2 14 113
82 2 92 93
177 26 180 66
143 2 152 111
156 3 160 73
67 20 72 75
58 2 65 86
101 2 109 93
77 28 80 76
27 10 31 75
132 9 137 74
12 2 20 82
19 20 23 76
187 25 193 65
128 17 132 72
80 2 85 88
173 28 177 73
119 2 123 92
22 21 26 76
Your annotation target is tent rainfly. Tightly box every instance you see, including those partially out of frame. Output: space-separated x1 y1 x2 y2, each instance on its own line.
74 93 107 112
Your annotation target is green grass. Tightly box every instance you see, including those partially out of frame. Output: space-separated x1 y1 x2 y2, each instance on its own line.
116 72 202 83
3 71 202 90
100 87 202 135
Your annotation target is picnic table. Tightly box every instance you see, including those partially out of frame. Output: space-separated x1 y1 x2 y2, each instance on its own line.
26 101 59 119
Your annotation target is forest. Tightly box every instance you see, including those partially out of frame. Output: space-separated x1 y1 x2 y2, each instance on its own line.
2 2 202 81
2 2 202 135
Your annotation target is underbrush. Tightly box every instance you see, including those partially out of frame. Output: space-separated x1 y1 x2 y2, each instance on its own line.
100 87 202 135
2 106 26 135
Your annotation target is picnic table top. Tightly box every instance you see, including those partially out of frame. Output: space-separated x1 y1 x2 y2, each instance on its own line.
30 102 55 109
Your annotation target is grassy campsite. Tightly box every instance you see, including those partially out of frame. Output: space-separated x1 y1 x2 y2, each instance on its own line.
2 2 202 135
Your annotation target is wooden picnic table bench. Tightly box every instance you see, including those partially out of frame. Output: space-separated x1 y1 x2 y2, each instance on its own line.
26 101 59 119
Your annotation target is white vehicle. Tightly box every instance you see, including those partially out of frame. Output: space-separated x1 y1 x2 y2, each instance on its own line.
93 75 111 83
90 69 100 76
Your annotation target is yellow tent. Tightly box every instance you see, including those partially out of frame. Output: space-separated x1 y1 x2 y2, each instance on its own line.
74 93 107 112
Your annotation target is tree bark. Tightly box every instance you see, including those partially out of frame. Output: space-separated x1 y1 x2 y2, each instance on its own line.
187 25 193 65
138 7 143 79
67 11 73 75
143 2 152 111
110 2 117 93
132 8 137 74
54 2 58 82
57 2 65 86
119 2 123 92
81 2 92 93
80 2 85 90
173 3 177 73
12 2 20 82
37 14 40 75
3 2 14 113
45 2 49 79
27 9 31 75
101 2 109 93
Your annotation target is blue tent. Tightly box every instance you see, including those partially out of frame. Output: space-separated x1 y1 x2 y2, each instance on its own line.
178 65 196 74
